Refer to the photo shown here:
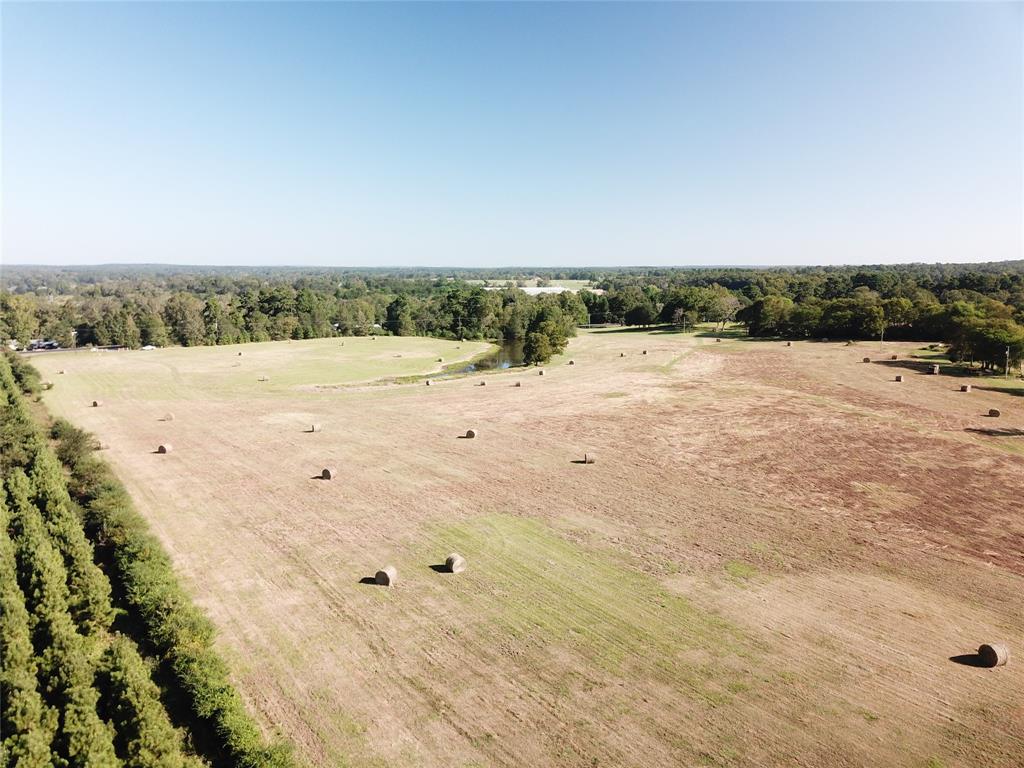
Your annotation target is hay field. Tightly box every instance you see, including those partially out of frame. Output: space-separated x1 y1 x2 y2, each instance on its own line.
32 331 1024 768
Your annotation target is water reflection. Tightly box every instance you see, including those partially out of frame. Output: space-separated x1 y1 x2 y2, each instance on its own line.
458 340 525 373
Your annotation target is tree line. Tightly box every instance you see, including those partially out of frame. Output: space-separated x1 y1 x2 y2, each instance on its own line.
2 261 1023 369
0 277 584 364
0 351 297 768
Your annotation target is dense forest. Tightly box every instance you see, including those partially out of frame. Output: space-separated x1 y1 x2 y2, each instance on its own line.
2 261 1023 369
0 351 296 768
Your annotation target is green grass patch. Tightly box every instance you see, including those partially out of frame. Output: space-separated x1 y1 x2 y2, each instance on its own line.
857 707 880 723
724 560 758 581
31 336 494 403
423 514 757 698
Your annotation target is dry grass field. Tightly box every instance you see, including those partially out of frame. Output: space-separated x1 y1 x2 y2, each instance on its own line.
32 330 1024 768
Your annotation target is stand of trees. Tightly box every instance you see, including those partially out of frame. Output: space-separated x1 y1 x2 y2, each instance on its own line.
2 261 1023 369
0 275 588 364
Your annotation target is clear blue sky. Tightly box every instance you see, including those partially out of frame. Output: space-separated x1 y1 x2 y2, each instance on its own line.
2 1 1021 267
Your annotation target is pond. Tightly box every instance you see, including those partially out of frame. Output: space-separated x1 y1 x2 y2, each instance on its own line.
457 339 526 373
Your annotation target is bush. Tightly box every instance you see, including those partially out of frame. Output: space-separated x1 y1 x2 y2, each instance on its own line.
97 635 203 768
0 493 58 765
52 416 298 767
4 350 42 396
5 469 119 767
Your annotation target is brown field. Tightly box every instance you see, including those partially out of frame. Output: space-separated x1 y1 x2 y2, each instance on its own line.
33 331 1024 768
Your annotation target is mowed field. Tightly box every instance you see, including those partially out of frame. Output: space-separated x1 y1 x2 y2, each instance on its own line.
32 331 1024 768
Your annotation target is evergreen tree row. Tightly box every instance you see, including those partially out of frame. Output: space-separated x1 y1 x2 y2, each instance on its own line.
1 352 289 767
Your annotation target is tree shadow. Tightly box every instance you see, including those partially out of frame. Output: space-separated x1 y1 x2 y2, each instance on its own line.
875 359 946 375
591 325 672 334
964 427 1024 438
911 351 952 361
949 653 989 668
975 385 1024 398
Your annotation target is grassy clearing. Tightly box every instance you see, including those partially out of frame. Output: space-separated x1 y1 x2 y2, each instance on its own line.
30 336 492 403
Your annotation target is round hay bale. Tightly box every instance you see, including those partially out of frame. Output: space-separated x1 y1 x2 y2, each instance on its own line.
375 566 397 587
961 384 972 393
58 369 66 374
978 643 1009 668
163 413 175 422
895 375 904 382
620 352 625 357
425 380 431 386
437 357 444 363
890 354 898 361
92 400 102 408
862 357 871 363
716 338 722 343
538 370 544 376
465 429 477 439
642 350 648 355
786 341 792 347
568 360 575 365
157 444 172 454
310 424 322 433
514 381 521 387
479 380 487 386
237 352 243 356
931 365 940 375
584 453 596 464
989 408 1001 417
321 467 336 480
445 553 467 574
42 381 53 390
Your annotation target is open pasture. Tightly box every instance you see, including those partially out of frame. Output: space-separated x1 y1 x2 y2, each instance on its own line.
32 331 1024 768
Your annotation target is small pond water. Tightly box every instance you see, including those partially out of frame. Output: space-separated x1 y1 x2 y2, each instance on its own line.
457 340 526 373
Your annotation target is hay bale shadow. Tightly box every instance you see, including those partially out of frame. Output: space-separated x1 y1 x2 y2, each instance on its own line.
358 576 381 585
949 653 989 668
570 459 590 464
309 475 330 480
429 564 449 573
875 359 940 375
